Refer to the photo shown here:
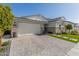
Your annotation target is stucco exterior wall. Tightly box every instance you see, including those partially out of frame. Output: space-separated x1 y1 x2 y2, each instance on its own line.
48 22 56 33
55 21 65 33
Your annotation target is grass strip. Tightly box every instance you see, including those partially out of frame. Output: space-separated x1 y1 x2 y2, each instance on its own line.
48 34 78 43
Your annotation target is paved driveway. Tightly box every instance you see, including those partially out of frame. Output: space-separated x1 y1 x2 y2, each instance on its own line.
9 34 75 56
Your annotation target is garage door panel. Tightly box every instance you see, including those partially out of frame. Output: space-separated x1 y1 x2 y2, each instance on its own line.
17 23 41 34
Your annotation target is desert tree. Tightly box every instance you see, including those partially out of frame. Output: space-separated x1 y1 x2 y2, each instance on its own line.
0 5 14 47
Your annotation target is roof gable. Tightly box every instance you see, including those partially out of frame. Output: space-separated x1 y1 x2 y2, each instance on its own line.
48 16 65 22
21 14 48 21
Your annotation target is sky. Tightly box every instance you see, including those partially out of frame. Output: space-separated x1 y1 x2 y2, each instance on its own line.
3 3 79 24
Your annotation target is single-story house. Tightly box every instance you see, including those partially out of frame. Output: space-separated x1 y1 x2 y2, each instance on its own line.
10 14 78 37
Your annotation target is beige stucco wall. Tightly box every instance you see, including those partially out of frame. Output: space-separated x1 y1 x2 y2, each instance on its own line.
48 20 65 33
55 21 65 33
48 22 56 33
48 22 56 27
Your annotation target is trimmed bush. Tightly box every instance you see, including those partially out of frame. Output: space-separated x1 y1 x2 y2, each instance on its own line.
0 47 5 52
2 41 10 46
71 30 79 35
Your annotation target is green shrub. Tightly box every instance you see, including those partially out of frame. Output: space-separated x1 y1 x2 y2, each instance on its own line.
2 41 10 46
0 47 5 52
71 30 78 35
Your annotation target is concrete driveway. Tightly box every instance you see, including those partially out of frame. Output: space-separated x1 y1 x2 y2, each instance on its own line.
9 34 75 56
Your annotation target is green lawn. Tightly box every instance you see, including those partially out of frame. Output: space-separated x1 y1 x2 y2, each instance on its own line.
61 34 79 39
48 34 79 43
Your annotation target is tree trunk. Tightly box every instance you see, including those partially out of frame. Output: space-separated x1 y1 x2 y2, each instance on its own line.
69 30 71 34
0 35 2 48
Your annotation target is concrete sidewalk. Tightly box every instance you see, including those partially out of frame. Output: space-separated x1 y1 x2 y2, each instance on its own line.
67 43 79 56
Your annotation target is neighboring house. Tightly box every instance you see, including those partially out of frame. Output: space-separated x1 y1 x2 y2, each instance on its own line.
11 14 78 37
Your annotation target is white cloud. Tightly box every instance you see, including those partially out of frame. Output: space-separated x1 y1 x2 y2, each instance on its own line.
66 18 79 24
71 19 79 24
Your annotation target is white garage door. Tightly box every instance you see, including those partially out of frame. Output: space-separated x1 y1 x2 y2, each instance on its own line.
17 23 41 35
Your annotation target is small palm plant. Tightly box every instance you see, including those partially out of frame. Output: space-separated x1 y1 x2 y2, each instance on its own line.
65 24 72 34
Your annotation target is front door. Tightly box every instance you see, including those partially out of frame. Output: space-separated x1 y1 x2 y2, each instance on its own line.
43 24 48 34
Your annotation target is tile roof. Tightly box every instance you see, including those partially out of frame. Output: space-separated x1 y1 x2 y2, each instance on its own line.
15 14 77 24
